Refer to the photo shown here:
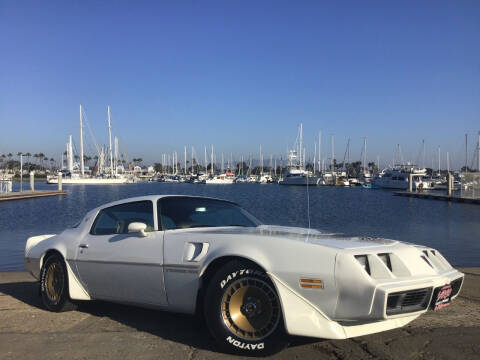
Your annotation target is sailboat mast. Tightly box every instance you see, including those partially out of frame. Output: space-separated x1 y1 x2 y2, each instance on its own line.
204 146 207 174
249 153 252 175
331 135 334 172
211 145 214 175
260 145 263 175
422 139 425 169
107 105 114 177
79 104 84 176
191 146 194 175
299 123 303 169
114 137 118 176
363 137 367 174
68 136 73 172
318 131 321 174
438 146 441 177
478 131 480 171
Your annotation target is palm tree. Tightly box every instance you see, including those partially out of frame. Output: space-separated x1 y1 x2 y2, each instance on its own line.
17 152 23 161
50 158 55 169
84 155 92 168
7 153 12 161
38 153 45 169
25 152 31 165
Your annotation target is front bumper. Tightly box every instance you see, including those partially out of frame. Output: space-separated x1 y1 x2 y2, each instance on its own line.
269 269 464 339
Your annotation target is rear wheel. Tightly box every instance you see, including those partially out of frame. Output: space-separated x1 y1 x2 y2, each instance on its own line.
204 260 288 355
40 253 76 312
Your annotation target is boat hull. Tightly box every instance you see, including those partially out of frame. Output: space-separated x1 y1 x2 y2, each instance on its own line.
279 176 319 185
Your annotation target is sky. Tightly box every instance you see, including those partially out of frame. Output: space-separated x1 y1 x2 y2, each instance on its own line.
0 1 479 169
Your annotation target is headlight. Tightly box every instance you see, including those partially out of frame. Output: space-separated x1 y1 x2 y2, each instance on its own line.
355 255 370 275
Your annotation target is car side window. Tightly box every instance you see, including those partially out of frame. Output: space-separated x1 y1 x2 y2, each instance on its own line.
90 201 154 235
158 197 259 230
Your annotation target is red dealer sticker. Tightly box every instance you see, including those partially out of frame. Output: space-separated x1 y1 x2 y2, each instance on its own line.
433 284 452 311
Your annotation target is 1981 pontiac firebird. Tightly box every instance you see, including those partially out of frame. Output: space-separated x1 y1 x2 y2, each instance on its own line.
25 195 464 355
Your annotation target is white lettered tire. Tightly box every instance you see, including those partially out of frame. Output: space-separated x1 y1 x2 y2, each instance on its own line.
40 253 76 312
204 260 288 355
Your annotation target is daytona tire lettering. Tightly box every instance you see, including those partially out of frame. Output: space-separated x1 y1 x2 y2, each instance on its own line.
226 336 265 350
220 269 265 288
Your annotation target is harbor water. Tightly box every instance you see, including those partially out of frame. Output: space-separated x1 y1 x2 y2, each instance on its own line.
0 181 479 270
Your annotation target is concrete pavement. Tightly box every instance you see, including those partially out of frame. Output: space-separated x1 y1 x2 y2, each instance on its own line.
0 269 479 359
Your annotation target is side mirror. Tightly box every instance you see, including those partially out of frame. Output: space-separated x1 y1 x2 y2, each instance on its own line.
128 222 148 237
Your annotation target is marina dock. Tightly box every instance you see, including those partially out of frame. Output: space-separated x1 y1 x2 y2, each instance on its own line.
394 191 480 204
0 190 67 202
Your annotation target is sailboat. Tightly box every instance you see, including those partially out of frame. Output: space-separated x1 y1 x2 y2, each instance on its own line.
279 124 319 185
47 105 136 185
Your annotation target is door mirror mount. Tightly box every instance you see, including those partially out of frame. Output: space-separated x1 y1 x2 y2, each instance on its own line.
128 222 148 237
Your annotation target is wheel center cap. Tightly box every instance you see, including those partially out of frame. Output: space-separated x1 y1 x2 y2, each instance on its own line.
241 297 261 317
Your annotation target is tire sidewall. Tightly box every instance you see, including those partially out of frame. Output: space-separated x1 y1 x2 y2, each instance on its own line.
204 261 288 355
40 254 69 312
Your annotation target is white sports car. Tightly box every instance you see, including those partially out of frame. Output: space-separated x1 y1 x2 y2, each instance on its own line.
24 195 464 355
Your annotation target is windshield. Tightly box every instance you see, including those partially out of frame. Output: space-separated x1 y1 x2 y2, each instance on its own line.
158 197 262 230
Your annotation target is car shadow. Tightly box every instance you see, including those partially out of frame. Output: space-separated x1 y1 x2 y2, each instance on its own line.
0 279 322 353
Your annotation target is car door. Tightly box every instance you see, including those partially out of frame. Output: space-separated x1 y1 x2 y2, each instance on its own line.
74 200 167 306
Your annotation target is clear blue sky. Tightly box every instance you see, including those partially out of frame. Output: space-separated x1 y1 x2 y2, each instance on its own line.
1 1 479 169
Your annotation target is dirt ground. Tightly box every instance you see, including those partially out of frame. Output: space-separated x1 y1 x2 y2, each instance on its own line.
0 268 479 360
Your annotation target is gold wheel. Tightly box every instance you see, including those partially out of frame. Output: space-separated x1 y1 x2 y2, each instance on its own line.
44 262 65 303
221 277 280 340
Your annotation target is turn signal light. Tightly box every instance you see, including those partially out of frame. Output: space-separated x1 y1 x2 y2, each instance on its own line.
300 278 324 289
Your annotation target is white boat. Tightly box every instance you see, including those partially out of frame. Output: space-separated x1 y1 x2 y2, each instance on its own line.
335 176 350 186
0 174 13 193
372 166 431 190
234 176 248 183
205 172 235 184
279 124 319 186
317 172 335 186
256 174 273 184
47 105 136 185
46 173 135 185
246 175 258 183
279 168 318 185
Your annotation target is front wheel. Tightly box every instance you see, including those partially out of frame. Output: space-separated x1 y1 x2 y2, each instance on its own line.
204 260 288 355
40 253 76 312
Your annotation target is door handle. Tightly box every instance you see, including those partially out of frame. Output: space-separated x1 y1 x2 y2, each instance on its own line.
79 244 89 249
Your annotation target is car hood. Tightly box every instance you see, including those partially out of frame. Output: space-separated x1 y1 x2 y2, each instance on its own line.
201 225 399 249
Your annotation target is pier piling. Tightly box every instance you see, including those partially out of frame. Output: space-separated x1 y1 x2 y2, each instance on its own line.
58 172 62 191
29 171 34 192
447 172 453 196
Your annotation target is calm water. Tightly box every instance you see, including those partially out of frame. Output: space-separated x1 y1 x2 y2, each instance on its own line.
1 181 479 270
